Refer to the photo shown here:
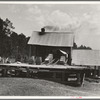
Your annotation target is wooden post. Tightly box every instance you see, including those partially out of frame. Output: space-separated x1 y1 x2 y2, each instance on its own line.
68 47 72 65
98 66 100 77
29 45 31 57
61 72 66 82
81 73 85 87
53 72 56 80
77 73 81 86
93 66 97 78
26 67 30 77
70 47 72 65
3 68 7 77
65 73 69 82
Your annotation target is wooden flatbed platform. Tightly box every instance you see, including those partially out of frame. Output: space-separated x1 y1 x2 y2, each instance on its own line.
0 63 87 70
0 63 87 86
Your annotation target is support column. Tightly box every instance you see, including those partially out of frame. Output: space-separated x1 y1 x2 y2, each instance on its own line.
29 45 31 57
68 47 72 65
53 72 56 80
98 66 100 77
26 67 30 77
61 72 66 82
2 68 7 77
93 66 97 78
76 73 81 86
81 73 85 86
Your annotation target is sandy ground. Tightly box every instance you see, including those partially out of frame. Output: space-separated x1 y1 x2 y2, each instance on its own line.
0 78 99 96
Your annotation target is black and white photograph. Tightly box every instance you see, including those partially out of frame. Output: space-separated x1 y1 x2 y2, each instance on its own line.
0 1 100 98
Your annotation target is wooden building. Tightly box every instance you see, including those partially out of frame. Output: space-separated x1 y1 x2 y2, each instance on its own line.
72 50 100 77
28 28 74 65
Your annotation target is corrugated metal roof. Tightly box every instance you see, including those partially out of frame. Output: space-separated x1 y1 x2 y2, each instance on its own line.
72 50 100 66
28 31 74 47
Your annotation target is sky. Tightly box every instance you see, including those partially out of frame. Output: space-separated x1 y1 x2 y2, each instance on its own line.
0 2 100 50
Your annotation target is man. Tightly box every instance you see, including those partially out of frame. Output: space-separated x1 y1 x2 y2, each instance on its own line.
53 49 68 65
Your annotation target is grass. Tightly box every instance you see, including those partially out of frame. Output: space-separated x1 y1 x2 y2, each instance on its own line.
0 77 99 96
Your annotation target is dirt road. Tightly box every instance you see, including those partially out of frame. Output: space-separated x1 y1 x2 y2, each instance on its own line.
0 78 99 96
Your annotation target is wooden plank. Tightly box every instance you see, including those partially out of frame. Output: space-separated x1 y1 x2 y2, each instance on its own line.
0 63 87 70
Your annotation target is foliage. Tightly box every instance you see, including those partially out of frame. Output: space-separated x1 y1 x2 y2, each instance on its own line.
73 42 92 50
0 17 30 61
0 18 14 57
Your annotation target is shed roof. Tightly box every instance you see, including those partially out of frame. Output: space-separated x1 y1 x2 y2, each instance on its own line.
28 31 74 47
72 50 100 66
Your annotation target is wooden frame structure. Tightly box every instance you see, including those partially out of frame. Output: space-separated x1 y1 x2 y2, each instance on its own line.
0 63 87 86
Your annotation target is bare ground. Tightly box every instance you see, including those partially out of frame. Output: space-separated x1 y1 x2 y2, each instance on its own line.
0 77 100 96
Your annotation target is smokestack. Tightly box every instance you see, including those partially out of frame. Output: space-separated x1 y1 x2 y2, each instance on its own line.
41 28 45 32
39 28 45 35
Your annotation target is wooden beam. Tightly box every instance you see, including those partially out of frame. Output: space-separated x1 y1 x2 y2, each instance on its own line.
29 45 31 57
61 72 66 82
